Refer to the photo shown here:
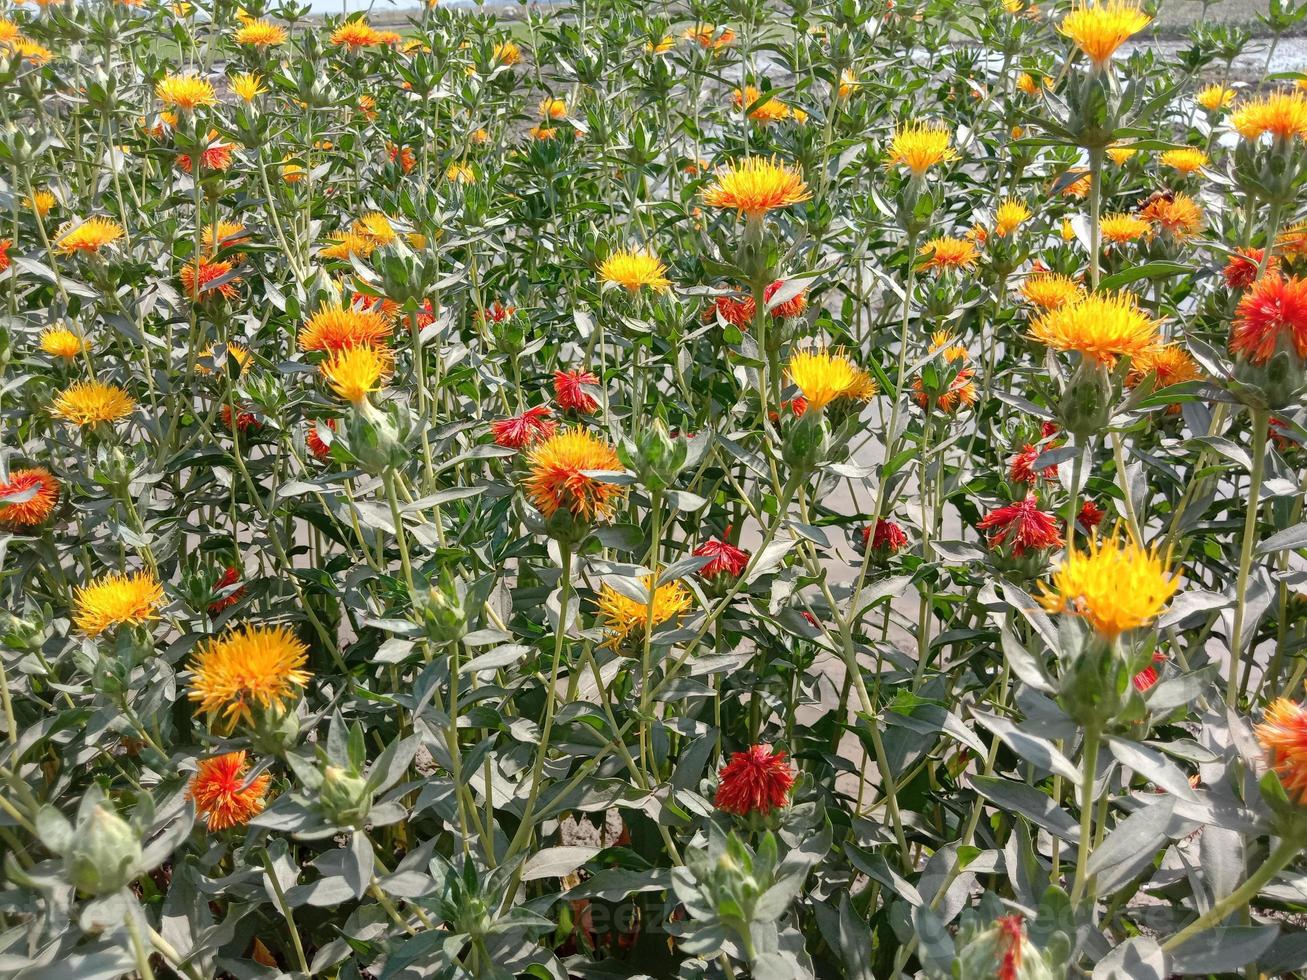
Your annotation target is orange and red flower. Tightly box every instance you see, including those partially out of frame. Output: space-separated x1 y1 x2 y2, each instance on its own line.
1230 272 1307 365
0 467 60 527
863 518 908 555
1255 698 1307 804
553 369 600 414
1224 249 1277 290
714 744 795 816
188 751 271 829
490 405 557 449
208 565 246 615
977 496 1061 556
693 529 750 579
307 418 337 459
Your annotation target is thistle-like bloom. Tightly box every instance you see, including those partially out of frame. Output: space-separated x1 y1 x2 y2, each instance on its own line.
40 325 87 360
188 751 271 830
208 565 246 615
0 467 59 527
1127 343 1201 390
55 217 124 256
913 367 978 414
1100 213 1151 244
523 428 625 520
331 20 381 47
1231 90 1307 142
1078 500 1106 532
1230 272 1307 365
1132 651 1166 692
702 157 811 219
446 162 475 184
1038 533 1178 638
538 96 567 119
1009 443 1058 484
188 624 310 727
764 279 808 318
180 259 240 301
978 496 1061 556
864 518 909 555
1197 84 1235 112
298 304 391 353
319 230 376 261
918 236 979 273
354 212 397 247
787 349 876 411
714 745 796 816
886 121 957 177
596 575 692 648
1058 1 1151 70
24 190 55 215
1224 249 1276 290
319 345 392 404
492 40 521 64
233 18 285 46
1106 143 1138 165
1020 273 1084 310
693 531 750 579
994 198 1031 237
733 85 790 125
839 68 859 98
230 72 266 102
1029 290 1160 365
176 133 234 175
52 380 135 426
490 405 556 449
203 220 250 254
156 72 217 111
1016 72 1040 97
598 247 671 293
1160 147 1209 174
1141 193 1204 242
74 570 164 636
1255 698 1307 804
553 369 601 413
703 294 755 328
306 418 337 459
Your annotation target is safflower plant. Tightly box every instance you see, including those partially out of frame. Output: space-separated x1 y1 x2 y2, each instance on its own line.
6 0 1307 976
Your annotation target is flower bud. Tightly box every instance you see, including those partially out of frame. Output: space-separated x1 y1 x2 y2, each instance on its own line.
414 571 473 647
318 764 373 828
955 914 1061 980
346 401 414 475
1057 359 1112 437
782 410 828 473
65 803 144 896
618 420 688 491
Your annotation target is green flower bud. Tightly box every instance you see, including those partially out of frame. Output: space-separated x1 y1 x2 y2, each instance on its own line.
618 420 688 491
782 411 828 473
1058 359 1113 438
65 803 144 896
318 764 373 828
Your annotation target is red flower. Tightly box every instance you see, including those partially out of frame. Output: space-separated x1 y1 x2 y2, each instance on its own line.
554 369 600 413
388 143 416 173
307 418 337 459
221 403 260 433
763 279 808 319
1040 421 1059 438
1077 499 1105 532
1230 272 1307 365
1009 443 1057 484
490 405 557 449
0 238 10 274
188 751 270 830
0 467 60 527
481 302 517 323
714 744 796 816
1271 416 1298 451
693 528 750 579
1132 651 1166 692
996 915 1025 980
1224 249 1277 290
977 496 1060 556
208 565 246 615
177 140 234 174
863 518 908 554
703 294 754 328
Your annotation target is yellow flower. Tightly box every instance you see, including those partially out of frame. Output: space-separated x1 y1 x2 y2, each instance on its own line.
538 96 567 119
492 40 521 65
994 198 1031 237
1029 290 1160 365
446 162 476 184
1019 273 1083 310
197 342 253 375
598 247 671 293
230 72 266 102
1106 143 1137 165
917 236 979 272
524 427 626 519
1059 1 1151 70
40 325 87 359
929 330 969 363
702 156 811 219
74 570 164 636
886 121 957 176
645 34 675 54
1159 147 1208 174
331 20 381 48
319 345 392 404
156 72 217 111
1060 217 1078 241
1231 90 1307 142
234 18 285 47
188 624 310 727
1099 213 1151 244
298 303 391 353
52 380 135 426
319 230 376 261
733 85 790 125
838 68 859 98
55 216 124 255
1016 72 1039 97
24 189 55 216
597 575 693 649
281 156 304 183
203 220 249 253
1141 192 1204 242
353 212 396 247
10 38 51 64
1038 532 1178 637
787 348 876 411
1196 83 1235 113
0 17 18 44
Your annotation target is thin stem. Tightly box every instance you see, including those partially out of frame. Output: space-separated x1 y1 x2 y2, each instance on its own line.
1069 723 1101 905
1227 409 1269 706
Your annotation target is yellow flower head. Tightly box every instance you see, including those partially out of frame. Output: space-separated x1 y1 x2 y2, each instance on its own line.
230 72 266 102
994 198 1031 237
353 212 397 247
733 85 790 125
929 330 969 363
52 380 135 426
188 624 310 728
918 236 979 272
598 247 671 293
234 19 286 46
493 40 521 64
74 570 164 636
1020 273 1084 310
787 348 876 411
538 96 567 119
331 20 381 47
1016 72 1039 97
40 325 88 359
1127 342 1201 390
1059 1 1151 70
1196 84 1235 113
446 162 476 184
24 189 55 216
524 427 626 520
320 344 392 404
1160 147 1208 174
702 156 811 219
299 303 392 353
645 34 675 54
1141 192 1204 242
1106 143 1138 165
0 17 17 44
839 68 859 98
203 220 250 253
1100 213 1151 244
886 121 957 176
55 216 124 256
597 575 693 649
1030 290 1160 365
156 72 217 111
1038 532 1178 637
1231 90 1307 142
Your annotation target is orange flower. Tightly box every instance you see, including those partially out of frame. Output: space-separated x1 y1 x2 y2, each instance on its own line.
1020 273 1083 310
299 303 392 353
1231 90 1307 142
702 157 810 219
1256 698 1307 804
918 236 979 272
180 258 240 301
1230 272 1307 365
1141 193 1203 242
331 19 381 48
523 428 625 520
733 86 790 125
0 467 59 527
188 751 271 830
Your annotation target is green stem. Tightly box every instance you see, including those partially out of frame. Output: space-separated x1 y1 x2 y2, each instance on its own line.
1069 723 1101 905
1227 409 1269 706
